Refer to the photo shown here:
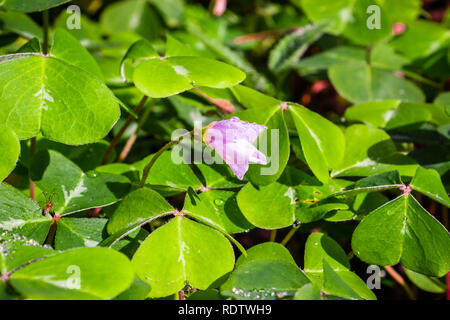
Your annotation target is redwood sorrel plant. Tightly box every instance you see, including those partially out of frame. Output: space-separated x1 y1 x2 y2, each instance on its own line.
0 0 449 301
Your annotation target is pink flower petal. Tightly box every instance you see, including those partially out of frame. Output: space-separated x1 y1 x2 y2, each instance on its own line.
203 117 267 180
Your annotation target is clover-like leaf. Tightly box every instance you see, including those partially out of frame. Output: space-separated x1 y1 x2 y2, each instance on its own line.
304 232 376 300
352 193 450 277
221 260 310 300
237 181 296 229
410 166 450 207
133 56 246 98
331 124 418 178
0 183 52 244
107 188 174 236
132 216 235 298
288 102 345 183
9 247 134 300
329 62 425 104
0 232 55 274
183 190 253 234
0 30 120 144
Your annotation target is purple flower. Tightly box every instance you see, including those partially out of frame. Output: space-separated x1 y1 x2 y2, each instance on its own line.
203 117 268 180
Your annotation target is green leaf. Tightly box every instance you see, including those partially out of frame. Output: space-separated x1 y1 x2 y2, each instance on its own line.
133 56 246 98
288 103 345 183
345 100 400 127
35 138 112 172
0 11 42 40
404 268 446 294
100 0 161 40
381 0 421 22
235 242 297 268
321 260 362 300
304 233 376 300
222 260 310 300
352 193 450 277
0 0 71 12
268 24 326 72
149 0 184 28
9 247 134 300
0 125 20 181
166 34 197 57
389 20 450 60
54 218 108 251
17 37 41 53
333 171 403 198
107 188 174 235
341 0 391 46
296 46 366 75
0 52 120 144
132 216 235 298
120 39 159 82
183 190 253 234
329 62 425 104
54 10 102 48
300 0 392 45
194 163 245 189
50 29 103 79
299 0 352 34
186 23 274 94
410 167 450 207
346 101 446 130
0 183 52 244
30 150 130 215
134 151 203 194
370 43 410 70
304 233 350 273
435 92 450 113
293 282 322 300
113 276 151 300
293 172 352 223
0 232 55 274
237 182 296 229
331 124 417 178
231 84 280 110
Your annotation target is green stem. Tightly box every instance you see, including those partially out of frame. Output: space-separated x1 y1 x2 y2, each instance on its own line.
280 224 300 246
42 10 50 55
139 128 201 188
269 229 277 242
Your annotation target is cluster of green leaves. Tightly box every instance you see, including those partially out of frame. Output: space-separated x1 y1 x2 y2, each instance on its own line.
0 0 449 300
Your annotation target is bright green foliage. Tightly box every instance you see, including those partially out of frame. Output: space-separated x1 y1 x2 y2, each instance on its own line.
0 0 71 12
107 188 174 235
0 0 448 302
0 183 52 244
352 193 450 277
304 233 376 300
132 216 235 297
0 30 120 144
0 125 20 181
30 150 130 215
10 247 134 299
134 56 246 98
